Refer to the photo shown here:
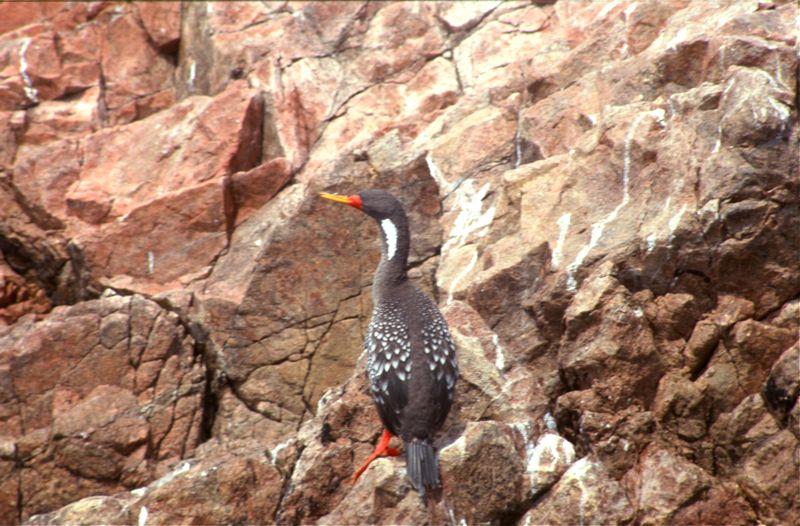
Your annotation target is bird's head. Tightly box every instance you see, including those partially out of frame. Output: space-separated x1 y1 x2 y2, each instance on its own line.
319 189 404 221
320 189 410 274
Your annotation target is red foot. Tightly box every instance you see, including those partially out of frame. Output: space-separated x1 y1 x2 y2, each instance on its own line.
351 429 400 484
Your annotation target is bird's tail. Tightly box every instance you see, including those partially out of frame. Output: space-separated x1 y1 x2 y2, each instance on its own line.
405 438 440 497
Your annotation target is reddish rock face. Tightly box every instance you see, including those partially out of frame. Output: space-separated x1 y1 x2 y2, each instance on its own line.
1 1 798 525
0 293 204 522
25 439 283 526
136 2 181 55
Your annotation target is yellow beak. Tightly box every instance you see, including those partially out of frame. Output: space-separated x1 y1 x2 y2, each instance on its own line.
319 192 352 204
319 192 363 209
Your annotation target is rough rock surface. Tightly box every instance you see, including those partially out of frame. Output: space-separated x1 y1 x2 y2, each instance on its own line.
0 291 205 522
0 1 797 525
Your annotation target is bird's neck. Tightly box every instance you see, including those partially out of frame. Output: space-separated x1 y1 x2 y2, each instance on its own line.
373 215 410 293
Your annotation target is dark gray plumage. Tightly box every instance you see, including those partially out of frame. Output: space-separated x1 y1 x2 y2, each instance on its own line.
321 189 458 496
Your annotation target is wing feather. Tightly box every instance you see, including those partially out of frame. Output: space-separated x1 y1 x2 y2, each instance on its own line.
365 305 411 436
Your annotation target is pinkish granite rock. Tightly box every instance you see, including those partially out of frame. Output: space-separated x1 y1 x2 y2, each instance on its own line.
25 440 282 526
0 292 205 522
135 2 181 55
1 1 797 525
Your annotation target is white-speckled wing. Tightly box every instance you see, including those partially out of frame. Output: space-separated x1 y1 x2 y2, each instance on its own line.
365 301 411 435
419 300 458 403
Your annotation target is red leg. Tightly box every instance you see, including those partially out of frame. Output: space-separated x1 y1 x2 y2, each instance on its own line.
351 429 400 484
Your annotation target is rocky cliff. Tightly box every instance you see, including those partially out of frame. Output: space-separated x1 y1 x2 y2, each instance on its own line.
1 1 798 524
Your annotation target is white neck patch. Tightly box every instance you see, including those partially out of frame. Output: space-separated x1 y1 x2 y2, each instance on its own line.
380 218 398 260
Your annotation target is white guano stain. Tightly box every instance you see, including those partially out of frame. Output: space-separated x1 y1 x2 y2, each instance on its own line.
147 251 155 274
646 233 657 253
380 218 398 260
492 334 505 372
445 506 469 526
188 60 197 92
269 438 294 465
645 195 671 253
620 3 637 57
446 181 495 250
594 0 622 22
151 460 191 489
530 434 576 480
711 124 722 153
564 457 592 526
19 38 39 104
131 487 148 497
551 213 571 268
721 76 736 97
713 76 737 153
446 505 458 526
446 249 477 306
566 109 665 291
543 411 557 431
515 421 578 496
513 422 536 473
667 203 688 248
138 506 149 526
774 52 783 86
425 152 450 194
766 96 791 121
666 27 688 52
443 180 495 304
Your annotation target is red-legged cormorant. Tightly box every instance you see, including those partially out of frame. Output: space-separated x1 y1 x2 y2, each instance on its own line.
320 189 458 497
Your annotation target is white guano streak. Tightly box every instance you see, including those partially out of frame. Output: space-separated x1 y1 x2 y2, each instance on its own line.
446 249 477 306
381 218 398 260
667 203 688 248
444 180 495 304
188 60 197 92
551 213 571 268
594 0 622 22
19 38 39 103
513 422 536 473
566 109 665 291
446 180 495 251
492 334 505 372
569 457 592 526
425 152 450 194
543 411 557 431
645 195 671 253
